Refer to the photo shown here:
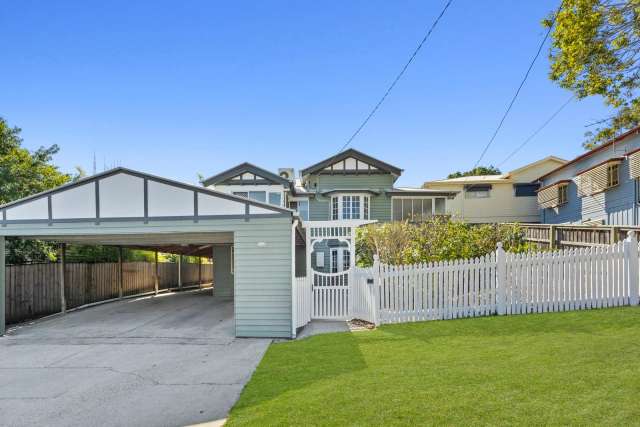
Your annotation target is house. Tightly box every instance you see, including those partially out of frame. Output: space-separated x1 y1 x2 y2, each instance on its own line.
0 149 453 339
536 126 640 225
423 156 567 223
205 149 458 274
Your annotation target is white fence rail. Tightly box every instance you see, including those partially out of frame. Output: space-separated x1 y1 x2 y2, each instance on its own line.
294 232 640 331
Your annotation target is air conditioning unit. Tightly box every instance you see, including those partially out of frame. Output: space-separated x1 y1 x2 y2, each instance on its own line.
278 168 295 181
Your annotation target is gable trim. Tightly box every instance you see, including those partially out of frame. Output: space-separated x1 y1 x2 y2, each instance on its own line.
300 149 403 177
202 162 290 187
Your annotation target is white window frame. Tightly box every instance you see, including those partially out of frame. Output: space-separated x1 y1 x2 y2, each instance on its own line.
330 194 370 220
391 196 446 221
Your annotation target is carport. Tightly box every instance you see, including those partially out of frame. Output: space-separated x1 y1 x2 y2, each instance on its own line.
0 167 300 338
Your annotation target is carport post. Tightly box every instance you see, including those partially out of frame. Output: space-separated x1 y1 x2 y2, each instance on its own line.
0 236 5 335
178 255 182 290
118 247 123 299
198 257 202 289
154 251 159 295
59 243 67 313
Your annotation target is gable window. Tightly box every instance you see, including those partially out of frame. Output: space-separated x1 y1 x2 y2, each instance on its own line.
248 191 266 203
607 163 619 188
233 191 248 198
392 197 446 221
330 194 370 220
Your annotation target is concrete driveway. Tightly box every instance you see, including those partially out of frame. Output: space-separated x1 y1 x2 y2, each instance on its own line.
0 290 271 427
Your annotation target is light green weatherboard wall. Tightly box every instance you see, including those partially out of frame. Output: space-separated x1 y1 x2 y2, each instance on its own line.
0 217 294 339
307 174 395 221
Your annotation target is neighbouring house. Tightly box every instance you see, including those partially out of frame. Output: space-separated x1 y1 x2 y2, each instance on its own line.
204 149 458 274
423 156 567 223
536 126 640 225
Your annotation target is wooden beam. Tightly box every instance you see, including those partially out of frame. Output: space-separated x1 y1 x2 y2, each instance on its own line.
59 243 67 313
0 236 5 335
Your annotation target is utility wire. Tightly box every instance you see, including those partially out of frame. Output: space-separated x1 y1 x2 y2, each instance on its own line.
472 3 562 169
498 95 575 167
337 0 454 153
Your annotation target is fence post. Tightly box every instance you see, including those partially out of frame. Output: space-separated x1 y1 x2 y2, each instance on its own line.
0 236 5 336
624 231 639 306
59 243 67 313
496 242 506 315
372 254 381 326
549 225 556 249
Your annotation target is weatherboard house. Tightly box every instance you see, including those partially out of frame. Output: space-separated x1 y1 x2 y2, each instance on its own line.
536 126 640 225
0 149 453 339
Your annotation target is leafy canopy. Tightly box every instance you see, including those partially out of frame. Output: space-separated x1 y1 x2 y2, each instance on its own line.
447 165 501 179
545 0 640 148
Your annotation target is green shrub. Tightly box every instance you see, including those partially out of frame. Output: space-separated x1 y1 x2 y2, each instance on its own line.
356 217 533 267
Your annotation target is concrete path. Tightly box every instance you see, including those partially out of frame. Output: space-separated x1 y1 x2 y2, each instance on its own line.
0 290 271 427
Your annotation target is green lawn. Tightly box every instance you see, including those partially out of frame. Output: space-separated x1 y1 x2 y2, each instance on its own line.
227 307 640 426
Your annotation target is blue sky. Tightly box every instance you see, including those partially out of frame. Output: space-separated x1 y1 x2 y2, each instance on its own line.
2 1 611 187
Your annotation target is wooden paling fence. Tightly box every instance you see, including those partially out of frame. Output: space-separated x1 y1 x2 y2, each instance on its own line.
5 261 213 325
512 222 640 249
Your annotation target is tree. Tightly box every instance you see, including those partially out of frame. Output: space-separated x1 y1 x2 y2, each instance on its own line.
0 117 71 263
446 165 501 179
545 0 640 148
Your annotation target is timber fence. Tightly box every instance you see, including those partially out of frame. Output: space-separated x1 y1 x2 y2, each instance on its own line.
5 261 213 325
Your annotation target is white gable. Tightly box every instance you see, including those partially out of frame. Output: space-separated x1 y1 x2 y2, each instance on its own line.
147 181 194 217
5 198 49 220
52 182 96 219
198 193 245 215
99 173 145 218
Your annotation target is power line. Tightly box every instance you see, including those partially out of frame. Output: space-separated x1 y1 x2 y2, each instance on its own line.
497 95 575 167
472 2 562 169
337 0 454 153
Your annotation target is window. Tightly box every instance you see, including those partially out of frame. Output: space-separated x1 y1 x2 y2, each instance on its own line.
392 197 446 221
331 194 369 220
268 192 282 206
248 191 266 203
364 196 369 219
514 183 539 197
342 249 351 271
296 200 309 221
464 184 491 199
558 184 568 205
330 249 338 273
233 191 248 198
607 163 619 188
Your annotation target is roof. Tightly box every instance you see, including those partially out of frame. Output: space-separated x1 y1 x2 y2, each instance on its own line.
201 162 291 187
385 187 458 197
0 166 293 215
537 125 640 181
507 155 567 177
427 175 507 185
299 148 403 177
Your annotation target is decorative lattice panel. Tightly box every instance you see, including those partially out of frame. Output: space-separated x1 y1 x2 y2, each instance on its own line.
537 184 559 209
577 159 621 196
629 151 640 179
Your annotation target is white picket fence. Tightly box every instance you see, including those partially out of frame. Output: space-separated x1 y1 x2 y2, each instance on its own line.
293 232 640 331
